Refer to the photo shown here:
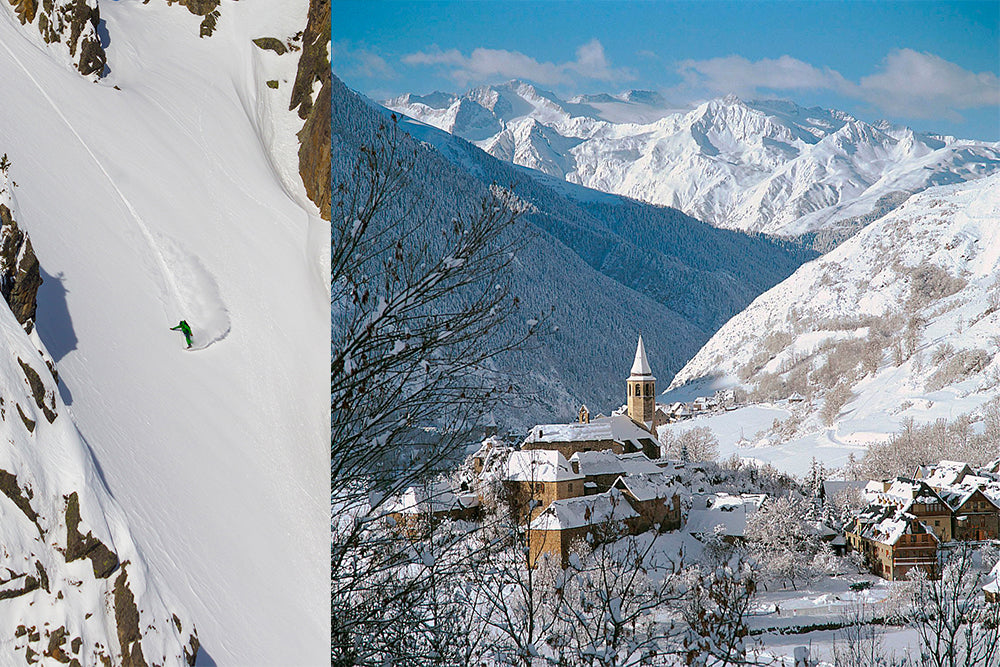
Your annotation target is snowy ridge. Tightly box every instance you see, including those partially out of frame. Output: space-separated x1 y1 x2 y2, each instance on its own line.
386 82 1000 236
668 172 1000 471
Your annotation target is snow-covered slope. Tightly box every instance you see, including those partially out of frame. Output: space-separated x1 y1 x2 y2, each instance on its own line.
0 168 197 666
386 82 1000 237
669 172 1000 469
0 1 328 665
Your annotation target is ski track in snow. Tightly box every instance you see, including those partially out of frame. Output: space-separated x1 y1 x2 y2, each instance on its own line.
0 37 229 350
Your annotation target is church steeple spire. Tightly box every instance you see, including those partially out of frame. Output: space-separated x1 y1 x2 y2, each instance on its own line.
630 335 653 378
626 336 656 427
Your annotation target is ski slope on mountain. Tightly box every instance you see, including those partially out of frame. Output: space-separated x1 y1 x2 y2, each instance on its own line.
0 1 328 664
387 82 1000 237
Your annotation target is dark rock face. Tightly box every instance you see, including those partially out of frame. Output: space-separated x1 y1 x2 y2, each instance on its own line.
164 0 223 37
64 491 120 579
16 403 35 433
252 36 286 55
18 358 57 423
0 204 42 333
8 0 107 77
0 468 40 530
290 0 330 220
172 614 200 666
113 565 148 667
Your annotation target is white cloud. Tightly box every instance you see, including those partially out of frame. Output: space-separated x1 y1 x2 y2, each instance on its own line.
332 41 396 80
675 50 998 122
677 55 853 98
858 49 1000 118
402 40 633 86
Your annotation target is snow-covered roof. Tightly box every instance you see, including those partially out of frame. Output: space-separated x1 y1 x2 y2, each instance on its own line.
867 478 942 507
570 450 626 477
985 561 1000 595
618 452 664 476
629 336 655 380
385 481 480 515
613 472 681 502
685 493 764 538
924 461 973 488
506 450 583 482
848 505 938 547
529 489 638 531
523 414 654 448
938 485 999 511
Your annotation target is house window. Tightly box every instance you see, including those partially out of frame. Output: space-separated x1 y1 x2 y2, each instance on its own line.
568 483 573 492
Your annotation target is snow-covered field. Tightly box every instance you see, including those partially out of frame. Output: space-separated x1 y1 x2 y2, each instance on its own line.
0 2 328 664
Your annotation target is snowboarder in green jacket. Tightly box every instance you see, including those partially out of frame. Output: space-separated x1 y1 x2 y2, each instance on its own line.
170 320 193 348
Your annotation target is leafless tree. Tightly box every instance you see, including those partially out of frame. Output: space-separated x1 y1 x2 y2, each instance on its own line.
906 542 1000 667
331 116 544 664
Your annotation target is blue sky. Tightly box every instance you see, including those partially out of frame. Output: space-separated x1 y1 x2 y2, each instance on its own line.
334 1 1000 140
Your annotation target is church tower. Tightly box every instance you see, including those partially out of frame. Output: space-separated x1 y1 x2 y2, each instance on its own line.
626 336 655 428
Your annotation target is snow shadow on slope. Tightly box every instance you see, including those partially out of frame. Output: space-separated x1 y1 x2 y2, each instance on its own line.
36 266 77 363
157 235 230 350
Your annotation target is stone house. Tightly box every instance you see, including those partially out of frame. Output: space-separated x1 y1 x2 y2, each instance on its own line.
527 489 640 567
386 481 481 538
865 478 953 542
685 493 765 541
939 486 1000 541
569 450 626 495
612 473 682 532
845 506 938 581
503 449 584 520
521 413 661 460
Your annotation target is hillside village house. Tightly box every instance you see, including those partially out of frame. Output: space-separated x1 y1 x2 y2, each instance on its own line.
685 493 765 541
864 478 953 542
846 460 1000 580
503 449 584 519
612 473 682 532
385 481 481 538
528 489 641 567
845 506 939 581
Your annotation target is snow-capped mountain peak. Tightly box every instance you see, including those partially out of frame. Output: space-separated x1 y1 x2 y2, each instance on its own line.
385 86 1000 237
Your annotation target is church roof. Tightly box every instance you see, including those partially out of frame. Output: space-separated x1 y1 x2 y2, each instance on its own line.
629 336 654 379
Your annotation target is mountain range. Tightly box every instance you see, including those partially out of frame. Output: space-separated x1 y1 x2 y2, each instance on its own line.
385 81 1000 239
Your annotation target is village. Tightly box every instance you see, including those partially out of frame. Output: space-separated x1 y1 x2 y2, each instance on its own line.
386 337 1000 610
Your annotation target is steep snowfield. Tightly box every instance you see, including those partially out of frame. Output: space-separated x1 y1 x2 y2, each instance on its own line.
667 173 1000 474
0 1 328 665
387 83 1000 237
0 170 198 665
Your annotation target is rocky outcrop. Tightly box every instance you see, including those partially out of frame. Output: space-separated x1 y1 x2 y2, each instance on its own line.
113 565 146 667
64 492 119 579
17 358 56 423
290 0 330 219
252 36 286 55
0 469 39 531
164 0 223 37
5 0 106 77
0 204 41 333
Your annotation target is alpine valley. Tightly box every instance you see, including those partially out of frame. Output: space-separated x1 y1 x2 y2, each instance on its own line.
377 78 1000 474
